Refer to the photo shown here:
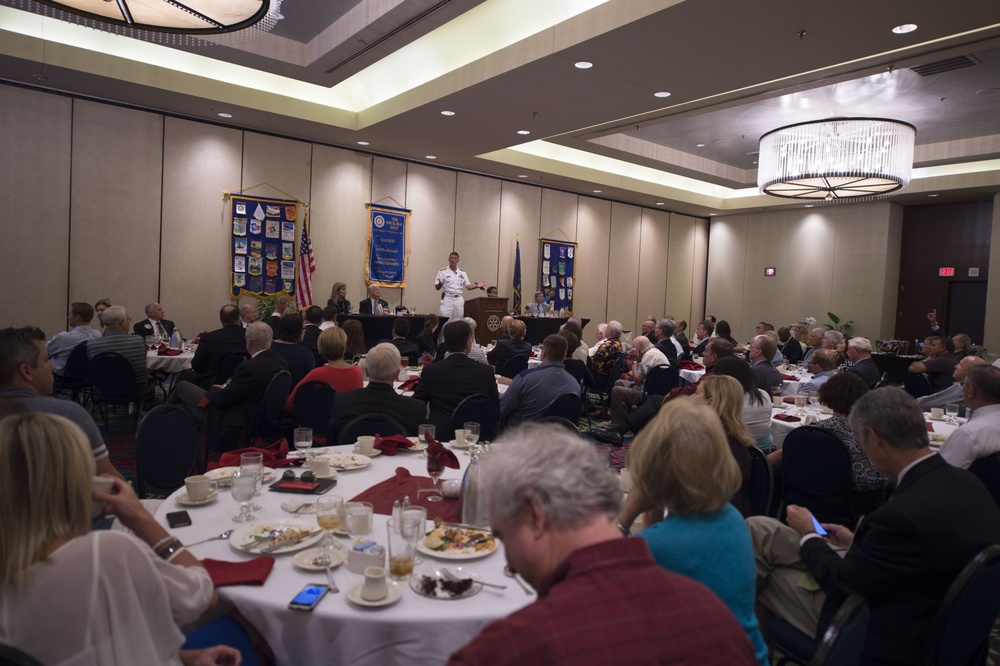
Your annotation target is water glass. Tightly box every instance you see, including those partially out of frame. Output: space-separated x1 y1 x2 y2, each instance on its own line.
343 501 374 542
230 471 256 522
464 422 480 447
387 516 421 580
945 402 960 424
240 452 264 510
294 427 313 457
316 496 344 564
417 423 435 459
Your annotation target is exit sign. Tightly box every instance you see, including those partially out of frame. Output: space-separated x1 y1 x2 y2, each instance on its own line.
764 267 776 277
939 267 955 277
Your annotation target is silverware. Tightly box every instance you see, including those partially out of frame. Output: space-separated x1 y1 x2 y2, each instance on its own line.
442 522 492 532
186 529 234 547
259 529 322 554
442 567 506 591
504 565 533 595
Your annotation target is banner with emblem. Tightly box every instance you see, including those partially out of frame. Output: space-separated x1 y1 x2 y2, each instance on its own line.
538 239 576 315
230 195 300 301
366 204 410 288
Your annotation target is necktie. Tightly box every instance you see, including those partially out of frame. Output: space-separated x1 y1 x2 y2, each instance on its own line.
156 321 167 338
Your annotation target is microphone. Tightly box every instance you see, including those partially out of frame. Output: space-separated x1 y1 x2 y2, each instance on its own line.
478 285 486 291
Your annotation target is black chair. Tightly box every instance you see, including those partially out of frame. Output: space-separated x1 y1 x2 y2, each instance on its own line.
293 381 336 436
534 416 583 436
248 370 292 445
451 393 501 442
500 354 529 379
0 644 46 666
770 594 870 666
542 393 582 423
215 352 248 384
872 371 892 389
782 426 857 527
134 404 200 498
969 453 1000 510
595 354 629 407
918 544 1000 666
643 365 679 397
746 445 775 517
337 414 406 445
53 341 91 403
903 372 932 399
88 351 144 432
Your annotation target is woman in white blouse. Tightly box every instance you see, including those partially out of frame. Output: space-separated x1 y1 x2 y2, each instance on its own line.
0 412 239 666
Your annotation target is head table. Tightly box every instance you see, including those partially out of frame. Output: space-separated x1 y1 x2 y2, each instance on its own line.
154 443 532 666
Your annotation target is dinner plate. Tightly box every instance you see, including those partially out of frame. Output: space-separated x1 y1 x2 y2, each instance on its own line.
326 453 372 471
346 581 403 608
175 491 218 507
281 499 316 514
206 466 275 487
409 566 483 600
352 446 382 458
401 438 427 452
229 520 323 555
292 547 346 572
417 526 497 560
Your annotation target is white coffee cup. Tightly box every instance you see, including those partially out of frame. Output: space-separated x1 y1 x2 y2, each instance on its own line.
620 468 633 492
361 566 389 601
184 475 218 502
356 436 376 455
930 407 944 420
453 429 465 445
772 396 784 408
310 456 332 477
92 476 115 496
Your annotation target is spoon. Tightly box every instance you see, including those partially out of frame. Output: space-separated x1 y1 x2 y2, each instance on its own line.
504 565 533 595
442 567 506 590
186 529 234 547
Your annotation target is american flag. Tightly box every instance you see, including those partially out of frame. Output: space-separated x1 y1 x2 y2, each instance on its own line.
297 213 316 306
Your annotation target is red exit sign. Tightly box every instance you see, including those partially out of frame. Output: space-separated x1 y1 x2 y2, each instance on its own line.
939 267 955 277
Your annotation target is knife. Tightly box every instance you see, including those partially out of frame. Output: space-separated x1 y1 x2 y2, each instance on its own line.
259 529 322 554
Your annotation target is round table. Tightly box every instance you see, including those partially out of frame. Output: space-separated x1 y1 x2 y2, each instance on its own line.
146 348 195 374
154 444 532 666
768 403 963 449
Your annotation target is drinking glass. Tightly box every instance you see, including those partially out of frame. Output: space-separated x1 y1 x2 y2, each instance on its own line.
240 452 264 510
230 472 256 522
425 455 444 502
793 392 808 416
401 506 428 564
464 422 480 447
293 427 313 457
417 423 435 460
343 501 373 543
945 402 960 424
145 335 157 352
387 516 421 581
316 496 344 564
808 393 821 414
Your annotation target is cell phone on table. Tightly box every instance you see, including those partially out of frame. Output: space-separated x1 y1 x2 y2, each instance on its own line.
811 514 828 537
288 583 329 611
166 511 192 528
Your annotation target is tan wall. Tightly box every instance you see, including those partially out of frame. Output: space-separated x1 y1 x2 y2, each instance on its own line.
988 193 1000 351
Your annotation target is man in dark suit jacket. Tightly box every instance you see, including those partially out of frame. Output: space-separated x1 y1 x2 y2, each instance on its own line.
301 305 325 366
133 302 175 339
844 336 881 388
359 284 390 315
749 387 1000 665
652 319 678 366
186 304 248 389
377 317 420 365
328 343 426 443
486 319 531 374
414 319 499 440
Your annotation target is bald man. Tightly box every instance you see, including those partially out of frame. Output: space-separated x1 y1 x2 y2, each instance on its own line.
916 354 988 412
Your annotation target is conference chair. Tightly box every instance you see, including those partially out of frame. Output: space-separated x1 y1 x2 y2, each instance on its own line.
769 594 870 666
542 393 583 425
293 381 337 441
134 404 200 498
0 644 46 666
53 342 91 404
643 365 680 397
336 414 406 445
451 393 500 442
500 354 529 379
248 370 292 446
89 351 145 432
903 372 932 399
746 445 775 517
594 354 629 409
968 453 1000 510
781 426 857 527
215 352 249 384
872 372 892 389
534 416 583 437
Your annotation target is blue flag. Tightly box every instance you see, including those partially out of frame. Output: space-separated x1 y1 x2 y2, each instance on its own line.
512 239 522 314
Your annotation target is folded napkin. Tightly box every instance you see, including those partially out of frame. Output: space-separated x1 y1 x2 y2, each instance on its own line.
208 440 294 469
774 413 801 422
780 373 798 381
157 348 182 357
678 360 704 371
202 557 275 587
926 422 935 433
398 377 420 392
349 468 460 522
374 434 416 456
783 396 796 404
426 433 460 470
394 467 411 483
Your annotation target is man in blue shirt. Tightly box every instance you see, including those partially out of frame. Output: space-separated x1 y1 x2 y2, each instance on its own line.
46 302 102 376
499 334 579 426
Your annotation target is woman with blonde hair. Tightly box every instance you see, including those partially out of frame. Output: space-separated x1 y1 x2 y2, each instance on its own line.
617 398 769 665
694 374 754 517
328 281 351 314
0 413 240 665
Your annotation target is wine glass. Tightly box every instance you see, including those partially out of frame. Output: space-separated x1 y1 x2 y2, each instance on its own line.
240 452 264 510
945 402 960 425
150 333 162 350
794 392 808 416
230 472 256 522
425 455 444 502
316 496 344 564
144 335 157 352
808 393 821 414
293 427 313 458
344 501 373 544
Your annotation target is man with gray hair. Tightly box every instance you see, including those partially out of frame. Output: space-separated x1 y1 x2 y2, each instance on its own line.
801 327 826 365
748 387 1000 664
328 342 426 442
607 336 668 428
238 303 257 329
917 354 987 411
87 305 151 396
652 319 680 365
748 334 781 392
588 322 608 357
939 364 1000 469
448 424 756 665
591 320 624 383
845 336 880 388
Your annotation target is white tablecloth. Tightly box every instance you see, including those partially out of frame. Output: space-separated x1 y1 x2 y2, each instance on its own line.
146 349 195 374
155 445 531 666
768 404 963 450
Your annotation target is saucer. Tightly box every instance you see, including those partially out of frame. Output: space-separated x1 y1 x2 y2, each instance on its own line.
312 470 338 479
352 446 382 457
175 491 218 507
346 581 403 608
929 416 946 422
293 547 346 572
450 440 471 450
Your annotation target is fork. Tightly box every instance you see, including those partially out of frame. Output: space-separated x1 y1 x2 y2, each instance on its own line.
442 567 506 590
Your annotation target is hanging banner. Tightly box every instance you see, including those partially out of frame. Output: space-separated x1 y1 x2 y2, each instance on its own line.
538 239 577 315
366 204 410 288
230 195 299 301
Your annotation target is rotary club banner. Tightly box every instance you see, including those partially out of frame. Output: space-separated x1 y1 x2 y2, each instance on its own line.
538 239 576 315
366 204 410 288
230 195 299 301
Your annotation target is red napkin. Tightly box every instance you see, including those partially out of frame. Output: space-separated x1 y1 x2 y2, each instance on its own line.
679 360 704 371
420 353 433 367
783 396 796 404
349 469 460 522
157 348 182 356
202 557 275 587
197 395 211 411
926 422 935 432
398 377 420 392
780 373 798 381
394 467 411 483
774 413 801 422
426 433 460 470
374 434 416 456
208 440 294 469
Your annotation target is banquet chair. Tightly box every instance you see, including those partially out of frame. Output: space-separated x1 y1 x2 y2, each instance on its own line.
594 354 629 408
643 365 679 397
542 393 583 424
918 544 1000 666
769 594 869 666
451 393 500 442
248 370 292 446
134 404 201 498
500 354 529 379
968 453 1000 510
781 426 857 527
534 416 583 437
746 445 775 517
215 352 249 384
872 372 892 389
89 351 145 433
0 644 45 666
53 341 91 404
293 381 337 438
903 372 932 399
336 414 406 445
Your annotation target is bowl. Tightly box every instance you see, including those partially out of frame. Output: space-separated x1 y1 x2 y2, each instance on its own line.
441 479 461 498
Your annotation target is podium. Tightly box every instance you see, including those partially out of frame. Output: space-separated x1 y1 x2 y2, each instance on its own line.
465 297 509 345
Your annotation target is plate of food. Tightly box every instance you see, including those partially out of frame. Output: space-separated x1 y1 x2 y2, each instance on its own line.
401 437 427 452
326 453 372 471
409 566 483 600
229 520 323 555
417 522 497 560
206 466 275 487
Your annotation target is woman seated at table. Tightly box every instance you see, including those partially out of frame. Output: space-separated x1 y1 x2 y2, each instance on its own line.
694 375 753 517
713 356 773 451
328 281 351 314
416 313 439 358
617 398 769 666
342 319 367 361
269 313 316 387
285 327 363 412
768 372 889 512
715 320 741 350
0 412 243 666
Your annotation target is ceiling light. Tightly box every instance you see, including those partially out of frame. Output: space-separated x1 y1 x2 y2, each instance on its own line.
708 213 717 216
928 193 940 198
804 205 814 208
696 143 706 148
217 112 232 118
574 61 593 69
592 190 602 193
892 24 917 34
654 91 671 98
757 118 915 200
441 110 456 116
517 130 531 135
426 155 437 160
357 141 370 146
517 175 528 179
655 202 665 206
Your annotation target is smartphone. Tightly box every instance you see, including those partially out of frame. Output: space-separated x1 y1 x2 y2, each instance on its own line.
166 511 192 528
811 514 828 537
288 583 329 611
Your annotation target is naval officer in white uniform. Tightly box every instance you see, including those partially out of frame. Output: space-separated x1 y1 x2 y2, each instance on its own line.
435 251 484 324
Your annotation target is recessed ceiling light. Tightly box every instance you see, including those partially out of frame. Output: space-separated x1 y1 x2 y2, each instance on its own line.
440 110 455 116
655 202 665 206
426 155 437 160
892 23 917 34
804 205 814 208
517 130 531 135
217 112 232 118
696 143 706 148
708 213 717 216
517 174 528 179
928 193 940 197
592 190 602 193
357 141 370 146
574 61 593 69
653 91 671 98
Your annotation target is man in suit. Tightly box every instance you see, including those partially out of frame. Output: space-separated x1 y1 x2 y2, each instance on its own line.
414 319 499 440
359 284 390 316
487 319 532 374
239 303 257 329
525 291 547 317
652 319 679 366
844 336 880 388
377 317 421 366
748 334 782 393
185 304 248 389
133 302 175 339
328 343 427 442
748 387 1000 665
301 305 325 366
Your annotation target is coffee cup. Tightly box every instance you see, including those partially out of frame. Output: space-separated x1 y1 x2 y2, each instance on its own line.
772 396 784 408
92 476 115 496
184 475 218 502
360 566 389 601
356 436 376 455
453 429 465 445
803 415 817 425
930 407 944 420
310 456 332 478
